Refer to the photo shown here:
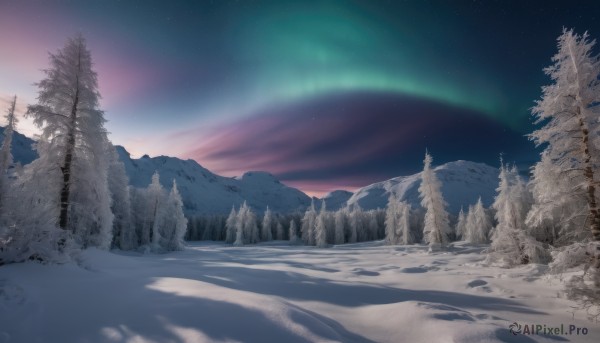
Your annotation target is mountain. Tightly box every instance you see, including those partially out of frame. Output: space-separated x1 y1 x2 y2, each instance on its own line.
345 160 499 214
3 127 500 216
116 146 310 215
317 190 354 211
0 127 37 166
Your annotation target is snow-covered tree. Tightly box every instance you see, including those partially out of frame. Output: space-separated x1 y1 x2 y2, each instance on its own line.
366 211 379 241
0 95 18 217
158 180 187 251
529 29 600 283
418 151 451 249
233 211 244 247
301 200 317 245
26 35 113 249
107 145 134 250
261 206 274 241
397 201 415 245
0 166 69 264
526 152 585 245
289 219 300 244
488 163 547 266
454 207 466 240
385 194 399 245
225 206 238 243
315 201 328 248
233 201 258 245
348 205 361 243
464 197 492 244
530 29 600 240
276 221 285 240
147 171 165 249
333 209 346 244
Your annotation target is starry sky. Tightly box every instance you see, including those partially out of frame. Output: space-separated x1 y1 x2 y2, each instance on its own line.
1 0 599 196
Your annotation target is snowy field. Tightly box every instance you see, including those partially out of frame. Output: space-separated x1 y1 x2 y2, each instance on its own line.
0 242 598 343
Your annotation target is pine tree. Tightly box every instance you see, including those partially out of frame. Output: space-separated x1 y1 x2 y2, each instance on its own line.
233 202 247 246
147 171 165 249
418 151 451 249
276 221 285 240
527 152 585 245
225 206 238 243
26 35 113 248
289 219 300 244
107 145 134 250
235 201 258 245
159 180 187 251
0 95 18 218
315 201 328 248
348 205 361 243
301 199 317 245
488 163 547 266
333 209 346 245
385 194 399 245
455 207 466 240
261 206 274 241
464 197 492 244
529 29 600 281
397 201 415 245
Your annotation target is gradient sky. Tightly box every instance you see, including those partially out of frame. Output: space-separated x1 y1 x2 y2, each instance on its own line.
1 0 600 196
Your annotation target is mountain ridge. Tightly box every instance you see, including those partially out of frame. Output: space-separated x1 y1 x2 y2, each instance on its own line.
3 127 500 216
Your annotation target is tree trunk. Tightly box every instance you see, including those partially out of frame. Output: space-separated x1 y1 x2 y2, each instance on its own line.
59 46 81 230
576 107 600 287
576 110 600 242
59 88 79 229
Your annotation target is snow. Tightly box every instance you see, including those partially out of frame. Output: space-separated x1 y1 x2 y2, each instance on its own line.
1 242 596 343
318 190 354 211
347 160 499 214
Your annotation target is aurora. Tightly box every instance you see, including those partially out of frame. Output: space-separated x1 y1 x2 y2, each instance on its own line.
1 0 600 195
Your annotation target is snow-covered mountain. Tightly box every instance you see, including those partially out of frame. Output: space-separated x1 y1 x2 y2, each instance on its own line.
346 160 499 214
116 146 311 215
0 127 37 166
317 190 354 211
3 127 500 216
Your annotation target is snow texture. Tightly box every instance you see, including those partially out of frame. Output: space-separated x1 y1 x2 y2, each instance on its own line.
0 242 595 343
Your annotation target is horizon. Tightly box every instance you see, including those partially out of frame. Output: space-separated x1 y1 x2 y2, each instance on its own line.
2 1 600 196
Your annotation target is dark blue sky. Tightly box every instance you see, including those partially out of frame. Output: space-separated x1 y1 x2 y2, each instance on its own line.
1 0 600 195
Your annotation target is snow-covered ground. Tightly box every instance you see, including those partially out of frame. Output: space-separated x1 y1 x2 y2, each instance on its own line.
0 242 597 343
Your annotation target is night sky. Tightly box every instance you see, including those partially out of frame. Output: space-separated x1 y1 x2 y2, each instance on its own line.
1 1 600 196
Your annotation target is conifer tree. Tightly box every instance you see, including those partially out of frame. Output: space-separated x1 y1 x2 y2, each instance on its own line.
385 194 399 245
315 201 328 248
455 207 466 240
225 206 238 243
488 163 547 266
418 151 451 249
261 206 273 241
397 201 415 245
301 199 317 245
464 197 492 244
333 209 346 245
26 35 113 248
107 145 134 250
289 219 300 245
0 95 18 217
529 29 600 281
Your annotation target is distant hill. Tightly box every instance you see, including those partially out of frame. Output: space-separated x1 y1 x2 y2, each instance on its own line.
4 127 501 216
345 160 499 214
